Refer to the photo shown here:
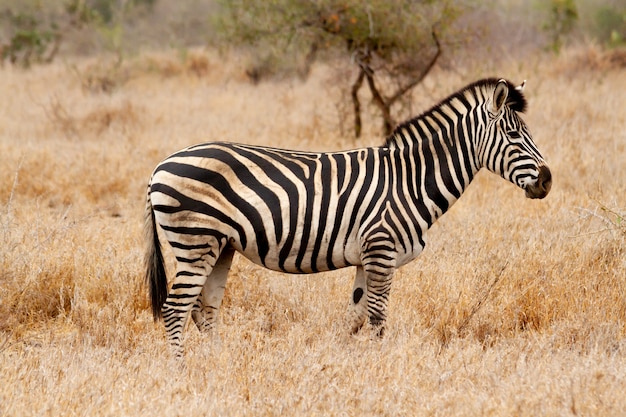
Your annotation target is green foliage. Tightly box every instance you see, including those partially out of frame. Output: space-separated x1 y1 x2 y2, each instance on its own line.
1 10 61 68
70 0 156 25
216 0 457 74
593 6 626 47
598 203 626 237
542 0 579 53
65 0 104 26
214 0 464 137
1 0 157 68
66 0 154 58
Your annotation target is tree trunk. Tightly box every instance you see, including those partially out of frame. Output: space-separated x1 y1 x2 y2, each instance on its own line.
365 71 394 136
347 27 441 138
351 69 366 138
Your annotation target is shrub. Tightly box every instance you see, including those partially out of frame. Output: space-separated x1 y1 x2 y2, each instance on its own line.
214 0 468 137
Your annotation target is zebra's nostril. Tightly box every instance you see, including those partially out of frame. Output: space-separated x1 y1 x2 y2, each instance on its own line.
538 165 552 193
542 178 552 192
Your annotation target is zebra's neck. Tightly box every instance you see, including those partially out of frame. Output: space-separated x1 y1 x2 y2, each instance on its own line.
385 97 482 228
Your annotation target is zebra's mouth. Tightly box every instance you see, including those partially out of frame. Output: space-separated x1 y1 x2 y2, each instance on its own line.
525 165 552 199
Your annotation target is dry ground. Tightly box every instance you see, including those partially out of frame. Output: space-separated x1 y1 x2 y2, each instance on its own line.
0 47 625 416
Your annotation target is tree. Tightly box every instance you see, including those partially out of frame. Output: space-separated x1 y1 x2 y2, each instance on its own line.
0 0 157 68
215 0 464 137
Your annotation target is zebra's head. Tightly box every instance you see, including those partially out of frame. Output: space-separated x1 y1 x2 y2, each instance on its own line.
481 79 551 199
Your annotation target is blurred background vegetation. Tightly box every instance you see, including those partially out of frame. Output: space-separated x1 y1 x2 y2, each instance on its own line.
1 0 623 135
1 0 622 66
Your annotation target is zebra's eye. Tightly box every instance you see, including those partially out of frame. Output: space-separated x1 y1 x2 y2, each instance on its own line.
507 131 522 139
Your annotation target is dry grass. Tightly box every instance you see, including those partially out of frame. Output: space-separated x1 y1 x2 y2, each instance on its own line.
1 46 625 416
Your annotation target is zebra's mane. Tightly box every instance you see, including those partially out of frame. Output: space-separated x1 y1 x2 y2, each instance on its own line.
385 78 527 147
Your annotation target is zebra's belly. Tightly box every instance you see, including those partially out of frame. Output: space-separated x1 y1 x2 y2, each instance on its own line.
232 237 361 274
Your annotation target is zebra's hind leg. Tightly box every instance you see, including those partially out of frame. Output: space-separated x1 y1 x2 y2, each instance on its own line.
191 246 235 332
162 241 223 359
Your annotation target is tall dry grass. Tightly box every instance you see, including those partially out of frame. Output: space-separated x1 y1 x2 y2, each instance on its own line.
1 46 625 416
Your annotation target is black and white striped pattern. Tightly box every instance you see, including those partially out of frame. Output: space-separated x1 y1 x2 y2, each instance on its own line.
145 78 552 358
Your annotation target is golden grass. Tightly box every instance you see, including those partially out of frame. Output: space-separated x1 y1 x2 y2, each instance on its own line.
1 47 625 416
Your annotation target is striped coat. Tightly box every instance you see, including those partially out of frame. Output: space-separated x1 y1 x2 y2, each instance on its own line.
145 78 552 358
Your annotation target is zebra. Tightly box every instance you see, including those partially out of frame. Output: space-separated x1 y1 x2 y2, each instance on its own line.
145 78 552 359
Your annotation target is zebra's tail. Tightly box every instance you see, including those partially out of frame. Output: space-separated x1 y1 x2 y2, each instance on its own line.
144 189 167 321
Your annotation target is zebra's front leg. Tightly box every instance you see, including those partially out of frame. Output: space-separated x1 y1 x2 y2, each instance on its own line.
364 263 395 336
349 266 368 333
348 264 395 335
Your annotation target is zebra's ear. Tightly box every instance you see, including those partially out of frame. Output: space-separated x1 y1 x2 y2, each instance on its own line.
515 80 526 93
492 79 509 114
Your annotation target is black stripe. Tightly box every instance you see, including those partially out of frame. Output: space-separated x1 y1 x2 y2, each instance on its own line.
433 108 466 193
402 127 433 226
229 146 301 272
154 163 270 263
176 148 284 246
167 293 199 299
169 241 212 250
310 153 333 272
343 150 378 249
361 150 389 221
171 282 199 288
384 202 408 253
251 148 318 271
422 118 458 203
399 129 430 225
175 256 203 263
219 146 290 243
388 147 416 251
454 112 475 183
326 152 360 268
295 158 318 272
333 153 347 192
412 122 449 214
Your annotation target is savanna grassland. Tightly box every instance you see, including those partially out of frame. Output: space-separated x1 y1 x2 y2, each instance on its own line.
1 46 625 416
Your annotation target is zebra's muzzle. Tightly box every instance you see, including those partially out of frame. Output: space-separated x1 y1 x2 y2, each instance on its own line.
525 165 552 199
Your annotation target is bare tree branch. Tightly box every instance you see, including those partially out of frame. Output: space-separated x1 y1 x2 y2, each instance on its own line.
219 3 457 138
351 68 366 138
387 27 441 106
364 68 394 135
